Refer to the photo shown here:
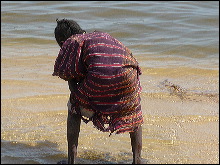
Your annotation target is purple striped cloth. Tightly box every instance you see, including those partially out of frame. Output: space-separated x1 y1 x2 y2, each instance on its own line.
53 31 143 134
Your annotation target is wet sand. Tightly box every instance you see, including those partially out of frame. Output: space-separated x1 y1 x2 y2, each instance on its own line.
1 44 219 164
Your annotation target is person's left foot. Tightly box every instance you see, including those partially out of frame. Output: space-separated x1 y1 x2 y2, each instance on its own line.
57 159 67 164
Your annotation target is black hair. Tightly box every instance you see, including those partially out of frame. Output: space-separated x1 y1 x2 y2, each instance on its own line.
54 18 86 47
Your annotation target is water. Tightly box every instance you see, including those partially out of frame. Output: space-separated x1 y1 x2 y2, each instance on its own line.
1 1 219 164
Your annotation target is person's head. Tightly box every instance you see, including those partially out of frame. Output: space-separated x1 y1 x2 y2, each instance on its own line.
54 19 86 47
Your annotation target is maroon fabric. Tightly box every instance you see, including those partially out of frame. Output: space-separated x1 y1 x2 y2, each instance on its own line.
53 31 143 134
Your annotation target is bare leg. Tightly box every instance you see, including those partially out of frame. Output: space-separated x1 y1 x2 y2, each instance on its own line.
67 112 81 164
129 126 142 164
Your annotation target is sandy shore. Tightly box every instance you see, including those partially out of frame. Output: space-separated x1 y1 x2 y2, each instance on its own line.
1 49 219 164
1 90 219 164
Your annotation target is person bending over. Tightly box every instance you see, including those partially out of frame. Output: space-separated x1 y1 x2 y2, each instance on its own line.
53 19 143 164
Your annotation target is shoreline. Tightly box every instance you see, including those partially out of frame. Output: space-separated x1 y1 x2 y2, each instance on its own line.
1 45 219 164
1 94 219 164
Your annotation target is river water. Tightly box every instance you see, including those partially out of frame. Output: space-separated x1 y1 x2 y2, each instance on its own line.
1 1 219 164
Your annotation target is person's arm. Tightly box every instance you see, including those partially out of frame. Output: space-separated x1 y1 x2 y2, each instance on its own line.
53 39 83 81
68 79 78 92
53 38 92 109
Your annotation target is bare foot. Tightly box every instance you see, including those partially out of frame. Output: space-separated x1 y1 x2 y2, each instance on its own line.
57 159 67 164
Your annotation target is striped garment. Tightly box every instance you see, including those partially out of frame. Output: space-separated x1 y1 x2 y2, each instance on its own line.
53 31 143 134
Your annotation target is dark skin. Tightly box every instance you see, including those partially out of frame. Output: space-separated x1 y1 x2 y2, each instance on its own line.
67 111 81 164
57 39 143 164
